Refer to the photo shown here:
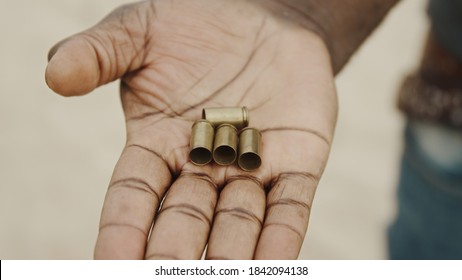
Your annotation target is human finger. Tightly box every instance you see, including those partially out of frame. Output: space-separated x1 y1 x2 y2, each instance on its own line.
205 176 266 260
254 172 318 259
144 170 218 260
94 144 171 259
45 2 153 96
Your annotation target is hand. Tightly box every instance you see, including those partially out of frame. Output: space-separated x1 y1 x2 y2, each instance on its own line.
45 0 338 259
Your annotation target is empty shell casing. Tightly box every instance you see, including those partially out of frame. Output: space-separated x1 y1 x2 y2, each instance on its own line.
238 128 262 171
213 124 238 165
189 120 214 166
202 107 249 129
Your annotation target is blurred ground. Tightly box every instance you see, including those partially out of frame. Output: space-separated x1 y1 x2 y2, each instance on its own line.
0 0 427 259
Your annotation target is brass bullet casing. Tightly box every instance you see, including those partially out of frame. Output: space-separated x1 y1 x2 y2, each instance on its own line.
189 120 214 166
202 107 249 129
213 124 238 165
238 128 262 171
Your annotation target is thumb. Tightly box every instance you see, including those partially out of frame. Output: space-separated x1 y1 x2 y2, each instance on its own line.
45 3 150 96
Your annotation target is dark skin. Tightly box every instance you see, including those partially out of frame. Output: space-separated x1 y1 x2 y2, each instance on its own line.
45 0 396 259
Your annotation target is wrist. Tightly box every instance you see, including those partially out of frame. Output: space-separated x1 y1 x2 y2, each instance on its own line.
255 0 400 74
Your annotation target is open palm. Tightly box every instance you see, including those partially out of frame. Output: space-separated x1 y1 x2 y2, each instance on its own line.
46 0 337 259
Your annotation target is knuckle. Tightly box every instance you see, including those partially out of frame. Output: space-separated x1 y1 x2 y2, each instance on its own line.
159 203 211 226
109 177 161 203
216 207 263 226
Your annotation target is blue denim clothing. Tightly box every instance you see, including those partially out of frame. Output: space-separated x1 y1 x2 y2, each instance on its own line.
388 122 462 259
387 0 462 260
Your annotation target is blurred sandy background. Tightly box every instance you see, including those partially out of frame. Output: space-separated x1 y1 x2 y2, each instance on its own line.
0 0 427 259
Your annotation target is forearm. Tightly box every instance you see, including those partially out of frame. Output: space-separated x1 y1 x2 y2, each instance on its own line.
259 0 401 74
